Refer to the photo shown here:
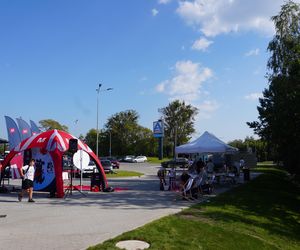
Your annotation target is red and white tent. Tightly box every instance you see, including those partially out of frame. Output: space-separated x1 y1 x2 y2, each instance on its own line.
1 129 108 198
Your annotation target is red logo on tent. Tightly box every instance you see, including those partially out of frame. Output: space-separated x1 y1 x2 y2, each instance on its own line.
10 128 15 133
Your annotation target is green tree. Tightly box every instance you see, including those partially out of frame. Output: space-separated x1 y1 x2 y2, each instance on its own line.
134 127 158 156
104 110 157 156
39 119 69 132
247 1 300 174
105 110 139 155
228 137 270 162
160 100 198 157
85 129 97 153
228 139 247 152
84 111 157 157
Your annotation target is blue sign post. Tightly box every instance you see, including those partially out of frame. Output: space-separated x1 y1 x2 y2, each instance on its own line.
153 120 164 159
153 120 164 137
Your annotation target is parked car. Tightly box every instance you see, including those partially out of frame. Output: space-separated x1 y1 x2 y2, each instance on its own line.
132 156 147 163
161 158 189 168
122 155 135 162
75 160 96 178
100 160 114 174
101 157 120 169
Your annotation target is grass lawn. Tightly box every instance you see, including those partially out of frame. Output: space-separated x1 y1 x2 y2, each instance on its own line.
147 157 172 164
106 170 143 178
89 168 300 250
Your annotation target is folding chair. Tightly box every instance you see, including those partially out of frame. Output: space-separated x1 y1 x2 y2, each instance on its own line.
180 177 196 201
194 176 203 197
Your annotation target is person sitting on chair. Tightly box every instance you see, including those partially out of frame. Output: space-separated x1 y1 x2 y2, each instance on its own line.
198 164 213 194
180 171 190 189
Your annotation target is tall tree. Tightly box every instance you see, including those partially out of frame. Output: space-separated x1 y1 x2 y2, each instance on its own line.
104 110 157 156
84 110 157 157
105 110 139 155
134 127 158 156
247 1 300 174
160 100 198 157
228 137 270 162
39 119 68 132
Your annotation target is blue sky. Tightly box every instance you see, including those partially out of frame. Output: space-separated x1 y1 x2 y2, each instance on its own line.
0 0 295 142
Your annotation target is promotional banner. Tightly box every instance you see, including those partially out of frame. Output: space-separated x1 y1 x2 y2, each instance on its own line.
4 116 21 150
30 120 41 135
16 118 32 141
31 148 55 191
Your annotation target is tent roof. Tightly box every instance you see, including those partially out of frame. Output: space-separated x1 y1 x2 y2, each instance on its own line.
175 131 238 154
1 129 107 184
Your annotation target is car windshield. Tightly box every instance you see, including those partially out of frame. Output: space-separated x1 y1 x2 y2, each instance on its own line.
101 160 111 166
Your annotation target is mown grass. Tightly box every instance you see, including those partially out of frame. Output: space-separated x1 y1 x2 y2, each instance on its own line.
106 170 143 178
89 168 300 250
147 157 172 164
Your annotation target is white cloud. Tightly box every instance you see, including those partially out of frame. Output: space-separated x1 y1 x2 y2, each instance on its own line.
155 60 213 102
176 0 292 37
152 8 159 16
245 92 263 100
158 0 172 4
245 48 260 56
191 37 213 51
156 81 166 92
197 100 219 119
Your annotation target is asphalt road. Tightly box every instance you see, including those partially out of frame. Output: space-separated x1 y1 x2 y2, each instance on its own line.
117 161 161 176
0 162 189 250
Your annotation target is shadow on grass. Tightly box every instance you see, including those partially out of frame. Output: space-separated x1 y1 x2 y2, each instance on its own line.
192 170 300 242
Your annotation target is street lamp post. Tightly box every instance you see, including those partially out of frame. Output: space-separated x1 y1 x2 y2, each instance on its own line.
108 130 112 157
96 84 113 158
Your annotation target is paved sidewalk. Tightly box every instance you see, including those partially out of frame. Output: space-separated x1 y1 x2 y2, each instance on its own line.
0 167 188 250
0 164 257 250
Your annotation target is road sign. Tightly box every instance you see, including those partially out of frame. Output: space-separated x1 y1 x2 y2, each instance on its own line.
153 120 164 137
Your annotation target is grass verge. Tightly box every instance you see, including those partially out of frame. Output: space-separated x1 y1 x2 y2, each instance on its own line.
147 157 172 164
106 170 143 178
89 168 300 250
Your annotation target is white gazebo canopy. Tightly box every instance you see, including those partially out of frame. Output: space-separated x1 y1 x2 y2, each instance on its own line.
175 131 238 154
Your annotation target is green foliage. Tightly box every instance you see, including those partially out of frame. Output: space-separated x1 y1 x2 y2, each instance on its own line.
248 1 300 174
160 100 198 157
39 119 68 132
85 110 157 156
89 168 300 250
85 129 97 153
228 137 270 162
147 157 172 164
105 170 143 178
104 110 157 156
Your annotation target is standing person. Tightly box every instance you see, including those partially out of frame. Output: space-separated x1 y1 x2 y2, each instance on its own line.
206 158 215 174
18 159 36 202
238 157 245 176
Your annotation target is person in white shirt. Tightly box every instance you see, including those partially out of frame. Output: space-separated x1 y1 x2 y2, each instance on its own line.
18 159 36 202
